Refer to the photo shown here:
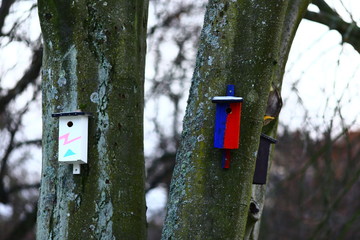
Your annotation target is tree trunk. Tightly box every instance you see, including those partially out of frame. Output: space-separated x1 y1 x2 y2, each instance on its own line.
162 1 310 239
246 1 311 239
36 1 149 239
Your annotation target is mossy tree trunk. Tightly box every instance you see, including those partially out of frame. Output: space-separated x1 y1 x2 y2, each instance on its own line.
246 1 311 239
162 1 310 239
36 1 148 239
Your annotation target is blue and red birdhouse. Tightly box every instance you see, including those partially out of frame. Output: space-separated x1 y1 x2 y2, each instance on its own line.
212 85 243 168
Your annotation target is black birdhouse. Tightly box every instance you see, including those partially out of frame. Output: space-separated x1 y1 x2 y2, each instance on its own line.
253 133 277 184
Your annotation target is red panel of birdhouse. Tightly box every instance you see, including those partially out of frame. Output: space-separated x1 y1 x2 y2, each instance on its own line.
223 102 242 149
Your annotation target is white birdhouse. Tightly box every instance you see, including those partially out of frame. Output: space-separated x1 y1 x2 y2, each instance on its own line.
52 112 91 174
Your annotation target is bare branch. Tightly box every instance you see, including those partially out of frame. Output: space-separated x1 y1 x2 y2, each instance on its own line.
146 153 175 192
148 4 194 36
0 0 16 34
4 203 37 240
0 126 17 204
14 139 42 149
8 182 40 194
0 45 42 113
312 0 339 16
305 2 360 54
0 98 37 204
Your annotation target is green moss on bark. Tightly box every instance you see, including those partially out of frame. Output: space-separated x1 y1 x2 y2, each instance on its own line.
245 1 312 239
162 0 310 239
37 1 149 239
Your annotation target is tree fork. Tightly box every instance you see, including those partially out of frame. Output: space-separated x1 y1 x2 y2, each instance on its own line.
37 1 149 239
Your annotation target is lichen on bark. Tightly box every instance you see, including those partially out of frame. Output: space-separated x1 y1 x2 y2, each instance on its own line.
245 1 312 239
37 1 149 239
162 0 310 239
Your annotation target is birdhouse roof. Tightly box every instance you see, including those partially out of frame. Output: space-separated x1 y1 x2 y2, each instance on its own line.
212 96 243 103
260 133 277 144
52 111 92 118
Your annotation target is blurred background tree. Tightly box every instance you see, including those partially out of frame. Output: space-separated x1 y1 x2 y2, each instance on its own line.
0 0 41 239
0 0 359 239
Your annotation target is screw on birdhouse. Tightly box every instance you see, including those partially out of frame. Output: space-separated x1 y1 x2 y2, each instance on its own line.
212 85 243 169
52 111 92 174
253 133 277 184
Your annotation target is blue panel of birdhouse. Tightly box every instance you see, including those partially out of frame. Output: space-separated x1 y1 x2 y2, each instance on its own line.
213 103 229 148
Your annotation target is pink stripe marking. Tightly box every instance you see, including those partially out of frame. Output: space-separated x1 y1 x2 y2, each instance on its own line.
59 133 81 145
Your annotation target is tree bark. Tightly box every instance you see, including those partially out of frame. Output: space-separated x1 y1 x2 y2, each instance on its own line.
246 1 311 239
162 1 310 239
36 1 149 239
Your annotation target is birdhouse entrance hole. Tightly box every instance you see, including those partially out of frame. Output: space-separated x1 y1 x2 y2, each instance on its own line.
67 121 73 127
226 107 232 114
